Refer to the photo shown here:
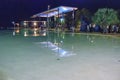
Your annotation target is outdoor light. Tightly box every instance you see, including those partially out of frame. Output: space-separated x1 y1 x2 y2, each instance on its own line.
62 7 67 11
60 18 64 23
12 21 15 25
24 22 27 26
12 21 16 36
33 22 37 26
16 29 19 33
34 31 37 34
32 6 77 17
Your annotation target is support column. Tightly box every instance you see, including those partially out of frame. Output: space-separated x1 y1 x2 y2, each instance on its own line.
72 9 75 32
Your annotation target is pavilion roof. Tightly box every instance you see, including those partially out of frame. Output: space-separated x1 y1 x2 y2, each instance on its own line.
31 6 77 18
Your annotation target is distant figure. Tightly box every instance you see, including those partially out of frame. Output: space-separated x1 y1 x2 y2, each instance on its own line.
87 24 91 32
113 25 117 33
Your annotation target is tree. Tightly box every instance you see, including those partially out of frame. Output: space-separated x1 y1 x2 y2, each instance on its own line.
117 9 120 19
92 8 120 32
80 8 91 23
65 8 91 31
79 8 91 32
117 9 120 33
75 10 81 31
65 12 73 30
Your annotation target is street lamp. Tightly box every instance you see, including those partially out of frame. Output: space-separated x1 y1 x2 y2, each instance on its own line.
47 5 50 47
23 21 28 36
12 21 16 36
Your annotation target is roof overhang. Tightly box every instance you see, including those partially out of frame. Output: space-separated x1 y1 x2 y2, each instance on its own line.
31 6 78 18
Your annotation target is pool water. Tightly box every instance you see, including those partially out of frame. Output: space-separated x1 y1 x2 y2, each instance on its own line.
0 30 120 80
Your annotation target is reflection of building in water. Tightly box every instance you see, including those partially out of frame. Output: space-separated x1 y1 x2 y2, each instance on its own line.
12 22 20 36
20 21 47 36
24 31 28 37
39 41 76 57
21 21 46 29
24 28 29 37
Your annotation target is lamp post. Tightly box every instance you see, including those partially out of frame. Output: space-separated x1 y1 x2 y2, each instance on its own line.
24 21 28 36
33 21 37 31
12 21 15 36
33 21 38 36
47 5 50 47
72 9 75 32
47 5 50 30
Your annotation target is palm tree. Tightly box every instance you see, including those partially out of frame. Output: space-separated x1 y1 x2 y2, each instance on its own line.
75 10 81 31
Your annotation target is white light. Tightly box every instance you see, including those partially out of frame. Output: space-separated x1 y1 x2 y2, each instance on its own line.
43 32 46 36
24 22 27 26
13 31 15 36
33 22 37 26
60 18 64 22
12 21 15 25
33 31 39 36
24 32 27 36
62 7 67 11
34 31 37 34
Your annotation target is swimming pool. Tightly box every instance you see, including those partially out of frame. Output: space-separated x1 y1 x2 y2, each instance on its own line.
0 30 120 80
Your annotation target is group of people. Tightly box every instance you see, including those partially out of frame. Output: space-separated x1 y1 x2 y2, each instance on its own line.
80 23 120 33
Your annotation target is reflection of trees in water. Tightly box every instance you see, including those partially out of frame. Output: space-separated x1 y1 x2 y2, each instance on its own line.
87 35 95 43
52 32 65 49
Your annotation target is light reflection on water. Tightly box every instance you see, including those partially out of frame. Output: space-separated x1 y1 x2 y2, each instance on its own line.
12 29 47 37
0 30 120 80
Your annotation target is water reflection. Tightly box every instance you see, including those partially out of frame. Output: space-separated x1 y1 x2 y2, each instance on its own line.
87 35 95 43
24 31 28 37
12 31 15 36
21 28 47 37
39 41 76 57
34 31 76 57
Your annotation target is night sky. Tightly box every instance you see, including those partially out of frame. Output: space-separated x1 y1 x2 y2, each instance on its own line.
0 0 120 27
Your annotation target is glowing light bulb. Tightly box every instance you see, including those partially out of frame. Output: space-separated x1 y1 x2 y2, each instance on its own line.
33 22 37 26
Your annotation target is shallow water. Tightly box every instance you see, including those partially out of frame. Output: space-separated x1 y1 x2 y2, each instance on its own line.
0 30 120 80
